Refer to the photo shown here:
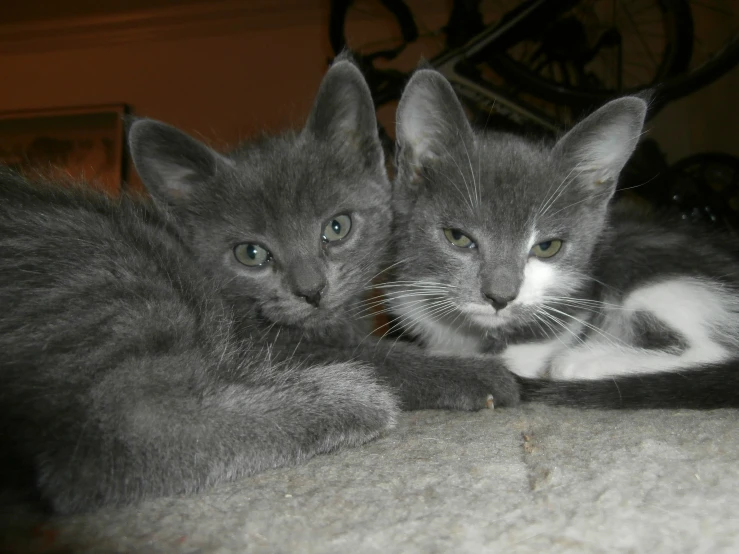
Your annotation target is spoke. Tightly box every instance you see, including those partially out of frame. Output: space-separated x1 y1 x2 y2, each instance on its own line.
621 3 658 67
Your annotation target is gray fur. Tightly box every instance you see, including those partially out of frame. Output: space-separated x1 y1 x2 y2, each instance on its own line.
128 56 520 412
1 59 520 514
390 68 739 408
0 168 398 515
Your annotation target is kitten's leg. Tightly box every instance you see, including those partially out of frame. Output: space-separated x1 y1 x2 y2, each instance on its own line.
501 339 567 378
549 278 738 379
17 353 397 514
273 334 521 410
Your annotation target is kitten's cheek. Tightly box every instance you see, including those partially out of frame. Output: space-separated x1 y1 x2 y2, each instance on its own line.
517 259 557 305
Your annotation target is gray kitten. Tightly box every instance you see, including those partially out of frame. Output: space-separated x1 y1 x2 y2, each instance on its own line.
0 60 519 515
389 68 739 409
0 167 397 515
127 56 520 412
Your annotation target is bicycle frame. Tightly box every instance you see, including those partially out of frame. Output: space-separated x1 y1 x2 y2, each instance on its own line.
432 0 576 132
335 0 738 134
362 0 581 132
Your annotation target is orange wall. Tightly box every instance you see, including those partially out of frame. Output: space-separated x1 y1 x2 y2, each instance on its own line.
0 22 334 186
0 17 736 187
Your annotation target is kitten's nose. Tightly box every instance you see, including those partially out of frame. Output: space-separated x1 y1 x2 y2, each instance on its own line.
295 286 324 307
482 291 515 312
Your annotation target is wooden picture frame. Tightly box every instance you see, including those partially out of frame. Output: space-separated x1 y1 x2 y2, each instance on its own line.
0 104 129 193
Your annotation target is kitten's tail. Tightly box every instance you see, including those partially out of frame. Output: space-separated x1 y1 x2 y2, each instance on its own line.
518 363 739 409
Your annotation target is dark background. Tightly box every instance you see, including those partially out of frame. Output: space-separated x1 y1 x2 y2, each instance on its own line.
0 0 736 189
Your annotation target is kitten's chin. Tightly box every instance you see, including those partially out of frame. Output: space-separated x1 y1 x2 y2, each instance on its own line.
460 303 514 329
263 303 362 337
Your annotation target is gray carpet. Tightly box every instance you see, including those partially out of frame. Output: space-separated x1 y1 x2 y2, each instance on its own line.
4 404 739 553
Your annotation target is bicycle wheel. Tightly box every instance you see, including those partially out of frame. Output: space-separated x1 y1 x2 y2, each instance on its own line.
330 0 694 106
490 0 738 108
329 0 448 105
329 0 452 139
652 1 739 105
485 0 694 106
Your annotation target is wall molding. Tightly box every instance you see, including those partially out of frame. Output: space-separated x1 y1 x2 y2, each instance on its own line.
0 1 327 55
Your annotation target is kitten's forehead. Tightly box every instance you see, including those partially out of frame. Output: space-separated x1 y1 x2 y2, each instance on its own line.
216 134 389 239
230 135 348 197
429 133 558 230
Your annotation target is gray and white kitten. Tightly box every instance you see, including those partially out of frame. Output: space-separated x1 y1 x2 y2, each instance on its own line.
128 57 520 412
389 68 739 409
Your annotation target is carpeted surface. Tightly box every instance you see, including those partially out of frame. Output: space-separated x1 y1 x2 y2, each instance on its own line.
3 404 738 553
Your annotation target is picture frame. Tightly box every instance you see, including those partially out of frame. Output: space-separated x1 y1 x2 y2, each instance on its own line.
0 103 129 193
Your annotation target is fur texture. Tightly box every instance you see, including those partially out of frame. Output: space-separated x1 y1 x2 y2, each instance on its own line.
390 68 739 409
0 59 520 514
128 56 520 412
0 168 398 515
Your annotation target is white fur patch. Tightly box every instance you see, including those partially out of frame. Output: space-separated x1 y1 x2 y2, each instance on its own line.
549 278 739 379
502 339 564 378
517 259 557 305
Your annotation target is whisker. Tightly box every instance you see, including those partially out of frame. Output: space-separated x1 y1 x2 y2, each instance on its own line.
543 305 624 347
438 142 476 214
537 310 587 348
541 299 610 315
533 311 570 348
543 189 611 219
539 165 588 218
375 298 457 340
363 257 413 285
376 280 458 289
542 297 632 313
537 164 581 218
587 276 623 294
530 313 554 341
351 296 434 320
349 289 450 315
460 136 480 208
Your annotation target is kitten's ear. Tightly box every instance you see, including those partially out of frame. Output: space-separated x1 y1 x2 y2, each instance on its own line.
395 68 474 168
128 118 232 207
303 56 384 171
552 96 647 191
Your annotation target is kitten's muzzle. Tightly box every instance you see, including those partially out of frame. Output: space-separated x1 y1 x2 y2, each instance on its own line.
296 287 324 308
480 266 522 312
482 290 516 312
288 259 327 308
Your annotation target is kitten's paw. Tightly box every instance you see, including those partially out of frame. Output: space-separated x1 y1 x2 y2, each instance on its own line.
434 361 521 411
299 362 399 450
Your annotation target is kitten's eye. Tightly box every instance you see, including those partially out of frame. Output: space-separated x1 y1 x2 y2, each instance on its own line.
444 228 476 248
530 239 563 259
234 243 272 267
322 214 352 243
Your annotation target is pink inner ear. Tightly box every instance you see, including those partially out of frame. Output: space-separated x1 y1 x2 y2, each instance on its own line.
155 162 196 200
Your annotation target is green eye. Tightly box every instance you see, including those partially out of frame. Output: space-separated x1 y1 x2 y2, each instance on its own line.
531 239 563 258
322 214 352 243
444 228 476 248
234 243 272 267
